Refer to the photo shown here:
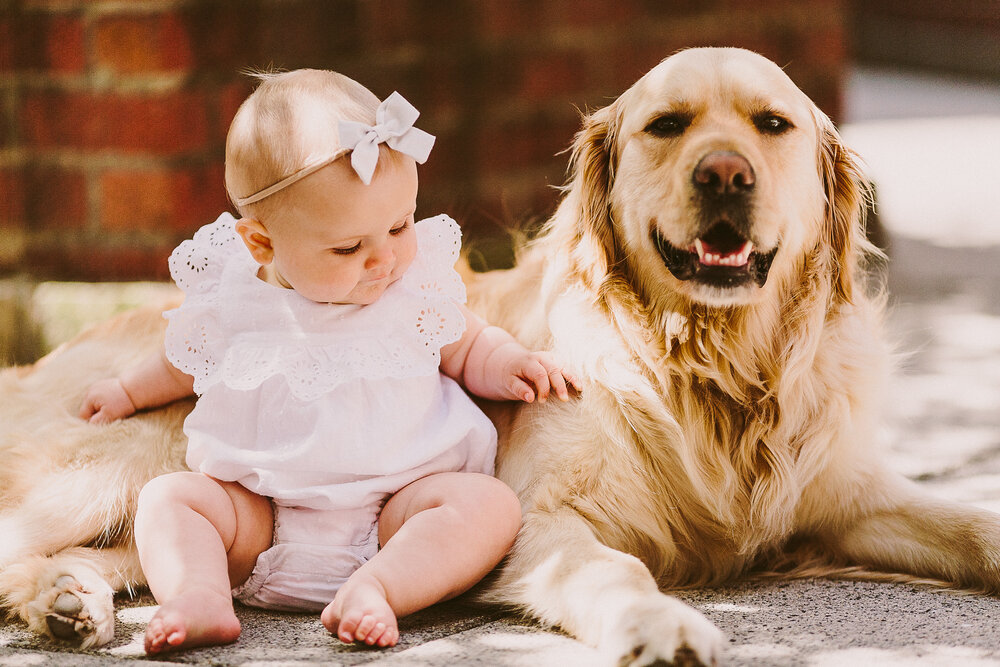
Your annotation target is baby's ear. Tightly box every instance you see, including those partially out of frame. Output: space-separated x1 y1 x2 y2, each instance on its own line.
235 218 274 265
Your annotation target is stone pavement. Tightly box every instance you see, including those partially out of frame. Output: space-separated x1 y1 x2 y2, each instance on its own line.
3 67 1000 666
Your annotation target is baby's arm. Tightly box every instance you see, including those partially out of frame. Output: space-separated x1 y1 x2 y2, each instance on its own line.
440 305 578 403
79 350 195 424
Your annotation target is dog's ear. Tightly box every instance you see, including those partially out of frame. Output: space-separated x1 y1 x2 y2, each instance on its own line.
567 102 621 275
816 109 872 304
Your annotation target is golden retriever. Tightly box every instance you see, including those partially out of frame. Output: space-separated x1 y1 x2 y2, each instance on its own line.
2 47 1000 665
464 47 1000 664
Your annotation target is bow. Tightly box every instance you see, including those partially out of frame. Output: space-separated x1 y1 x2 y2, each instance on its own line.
338 92 436 185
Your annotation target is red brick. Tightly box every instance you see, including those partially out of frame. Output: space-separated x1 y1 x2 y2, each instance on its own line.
215 80 253 142
0 96 13 149
21 89 210 155
100 169 173 232
45 14 86 72
169 161 228 232
0 17 13 71
4 11 86 72
0 169 25 228
95 13 193 74
100 162 228 234
23 166 88 230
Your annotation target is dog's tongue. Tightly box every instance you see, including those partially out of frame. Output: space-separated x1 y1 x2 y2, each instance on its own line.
694 239 754 267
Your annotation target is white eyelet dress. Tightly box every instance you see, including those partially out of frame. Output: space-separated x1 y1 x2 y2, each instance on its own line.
163 212 497 611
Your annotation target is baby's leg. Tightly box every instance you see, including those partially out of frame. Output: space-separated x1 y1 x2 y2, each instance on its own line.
134 472 272 655
321 472 520 646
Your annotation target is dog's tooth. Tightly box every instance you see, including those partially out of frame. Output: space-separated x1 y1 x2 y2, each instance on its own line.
694 238 706 260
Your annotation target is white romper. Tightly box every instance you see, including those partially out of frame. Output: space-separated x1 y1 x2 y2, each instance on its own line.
163 212 498 611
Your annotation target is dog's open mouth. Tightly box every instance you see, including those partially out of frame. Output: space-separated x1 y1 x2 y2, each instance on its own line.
652 222 778 288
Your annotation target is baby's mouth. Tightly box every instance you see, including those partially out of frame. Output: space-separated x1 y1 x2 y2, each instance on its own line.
652 222 777 288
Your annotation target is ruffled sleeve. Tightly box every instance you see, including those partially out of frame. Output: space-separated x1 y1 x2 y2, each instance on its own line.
397 214 468 349
168 212 246 295
163 213 250 393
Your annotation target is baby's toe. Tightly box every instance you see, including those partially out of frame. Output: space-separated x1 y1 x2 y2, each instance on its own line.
354 614 378 643
336 612 361 643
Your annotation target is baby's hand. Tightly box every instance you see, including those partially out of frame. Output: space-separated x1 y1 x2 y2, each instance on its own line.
501 349 581 404
79 378 137 424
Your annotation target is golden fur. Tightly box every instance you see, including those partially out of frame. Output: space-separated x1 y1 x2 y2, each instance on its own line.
0 302 191 646
2 48 999 665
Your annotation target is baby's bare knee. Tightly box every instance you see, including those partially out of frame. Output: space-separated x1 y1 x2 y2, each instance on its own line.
135 472 220 519
452 474 522 542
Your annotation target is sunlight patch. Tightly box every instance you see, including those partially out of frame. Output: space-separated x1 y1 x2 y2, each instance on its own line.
703 602 760 613
0 654 47 665
810 644 1000 667
116 605 158 625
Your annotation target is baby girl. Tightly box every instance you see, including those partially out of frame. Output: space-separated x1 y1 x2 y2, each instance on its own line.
80 69 576 654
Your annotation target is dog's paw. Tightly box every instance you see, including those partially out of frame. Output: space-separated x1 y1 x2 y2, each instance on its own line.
602 594 723 667
27 572 115 648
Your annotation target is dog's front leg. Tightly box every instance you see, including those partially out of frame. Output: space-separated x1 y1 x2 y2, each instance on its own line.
494 506 723 666
819 472 1000 592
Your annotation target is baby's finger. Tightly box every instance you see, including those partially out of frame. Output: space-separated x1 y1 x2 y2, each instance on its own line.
564 370 583 392
89 406 110 425
534 352 574 401
509 377 535 403
548 368 570 401
523 362 552 402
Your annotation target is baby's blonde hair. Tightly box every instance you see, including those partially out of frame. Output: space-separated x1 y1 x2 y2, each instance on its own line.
225 69 400 221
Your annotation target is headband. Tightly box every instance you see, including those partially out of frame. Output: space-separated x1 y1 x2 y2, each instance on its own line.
235 91 435 206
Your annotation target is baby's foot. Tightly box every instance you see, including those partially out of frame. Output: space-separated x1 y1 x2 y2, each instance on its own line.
321 572 399 647
144 589 240 655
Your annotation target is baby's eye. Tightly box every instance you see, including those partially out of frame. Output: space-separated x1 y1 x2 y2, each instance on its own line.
331 242 361 256
390 218 411 236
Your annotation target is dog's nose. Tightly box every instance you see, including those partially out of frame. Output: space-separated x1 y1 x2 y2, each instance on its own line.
693 151 755 195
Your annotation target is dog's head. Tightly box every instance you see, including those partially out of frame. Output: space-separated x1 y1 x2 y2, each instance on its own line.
567 47 869 309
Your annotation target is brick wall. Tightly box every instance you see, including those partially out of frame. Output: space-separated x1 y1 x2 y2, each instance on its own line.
1 0 848 281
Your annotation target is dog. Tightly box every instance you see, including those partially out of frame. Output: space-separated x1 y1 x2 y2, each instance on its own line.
2 47 999 665
463 47 1000 665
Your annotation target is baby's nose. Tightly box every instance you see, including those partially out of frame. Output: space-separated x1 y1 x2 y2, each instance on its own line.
365 243 394 270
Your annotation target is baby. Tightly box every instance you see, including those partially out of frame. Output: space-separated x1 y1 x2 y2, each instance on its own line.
79 69 577 655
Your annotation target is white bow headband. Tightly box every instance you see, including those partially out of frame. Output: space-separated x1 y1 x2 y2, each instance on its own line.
235 91 435 206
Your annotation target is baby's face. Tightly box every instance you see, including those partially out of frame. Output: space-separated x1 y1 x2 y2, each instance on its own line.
267 157 419 305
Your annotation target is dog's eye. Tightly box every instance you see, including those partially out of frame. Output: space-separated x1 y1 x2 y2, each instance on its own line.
645 114 690 138
754 113 792 135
